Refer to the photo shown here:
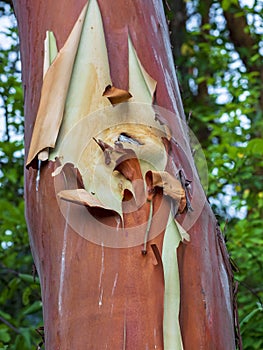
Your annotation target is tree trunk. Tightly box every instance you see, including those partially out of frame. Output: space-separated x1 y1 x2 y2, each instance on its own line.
13 0 237 348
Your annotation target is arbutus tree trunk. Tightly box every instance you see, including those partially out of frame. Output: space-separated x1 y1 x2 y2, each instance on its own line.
13 0 239 349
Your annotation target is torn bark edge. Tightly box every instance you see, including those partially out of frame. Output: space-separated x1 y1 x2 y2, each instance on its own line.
146 170 190 243
57 188 118 213
145 170 186 214
161 137 192 213
178 169 193 212
114 149 145 208
93 138 114 165
52 160 113 212
102 85 132 105
57 187 123 226
174 220 190 243
93 138 146 208
121 188 152 255
50 160 84 189
25 3 88 168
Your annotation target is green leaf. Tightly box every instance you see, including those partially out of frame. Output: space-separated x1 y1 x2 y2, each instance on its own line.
18 273 40 284
246 138 263 155
0 328 10 343
0 345 8 350
22 301 42 316
240 304 263 332
222 0 231 11
19 328 32 349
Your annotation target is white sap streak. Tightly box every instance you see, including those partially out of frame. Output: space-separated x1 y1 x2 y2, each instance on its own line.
164 68 176 107
154 328 157 349
98 287 104 308
153 48 161 66
220 261 233 321
115 217 121 231
36 159 41 192
111 273 118 296
110 303 114 317
151 14 158 34
58 206 70 316
123 316 127 350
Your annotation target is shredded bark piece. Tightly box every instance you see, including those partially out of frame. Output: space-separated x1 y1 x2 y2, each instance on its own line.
103 85 132 105
147 170 186 213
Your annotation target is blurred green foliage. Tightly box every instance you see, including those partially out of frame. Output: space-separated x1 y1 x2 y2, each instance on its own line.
0 3 43 349
0 0 262 349
165 0 263 348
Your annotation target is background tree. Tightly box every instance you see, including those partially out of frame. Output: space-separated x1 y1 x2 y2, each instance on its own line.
0 0 262 349
164 0 263 348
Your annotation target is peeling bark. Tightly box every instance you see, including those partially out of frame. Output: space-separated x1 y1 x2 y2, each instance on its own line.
14 0 236 348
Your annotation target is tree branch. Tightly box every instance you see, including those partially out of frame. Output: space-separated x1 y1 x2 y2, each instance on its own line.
222 2 258 70
221 0 263 111
0 315 20 334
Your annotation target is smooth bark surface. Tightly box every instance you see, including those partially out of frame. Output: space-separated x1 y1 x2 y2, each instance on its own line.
14 0 236 348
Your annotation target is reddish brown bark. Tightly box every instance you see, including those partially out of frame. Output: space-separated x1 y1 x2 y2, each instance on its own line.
14 0 236 348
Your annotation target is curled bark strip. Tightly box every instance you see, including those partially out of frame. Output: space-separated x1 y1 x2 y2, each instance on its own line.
26 3 88 167
51 161 85 191
178 169 193 212
161 138 194 212
57 188 119 217
161 136 171 154
114 150 142 181
37 148 49 162
174 220 190 242
145 170 155 202
93 138 113 153
146 170 186 213
93 138 114 165
93 137 130 165
102 84 132 105
93 136 145 206
43 31 58 77
114 150 145 207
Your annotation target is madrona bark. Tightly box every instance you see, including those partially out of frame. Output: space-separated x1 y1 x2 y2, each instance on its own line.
13 0 238 348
